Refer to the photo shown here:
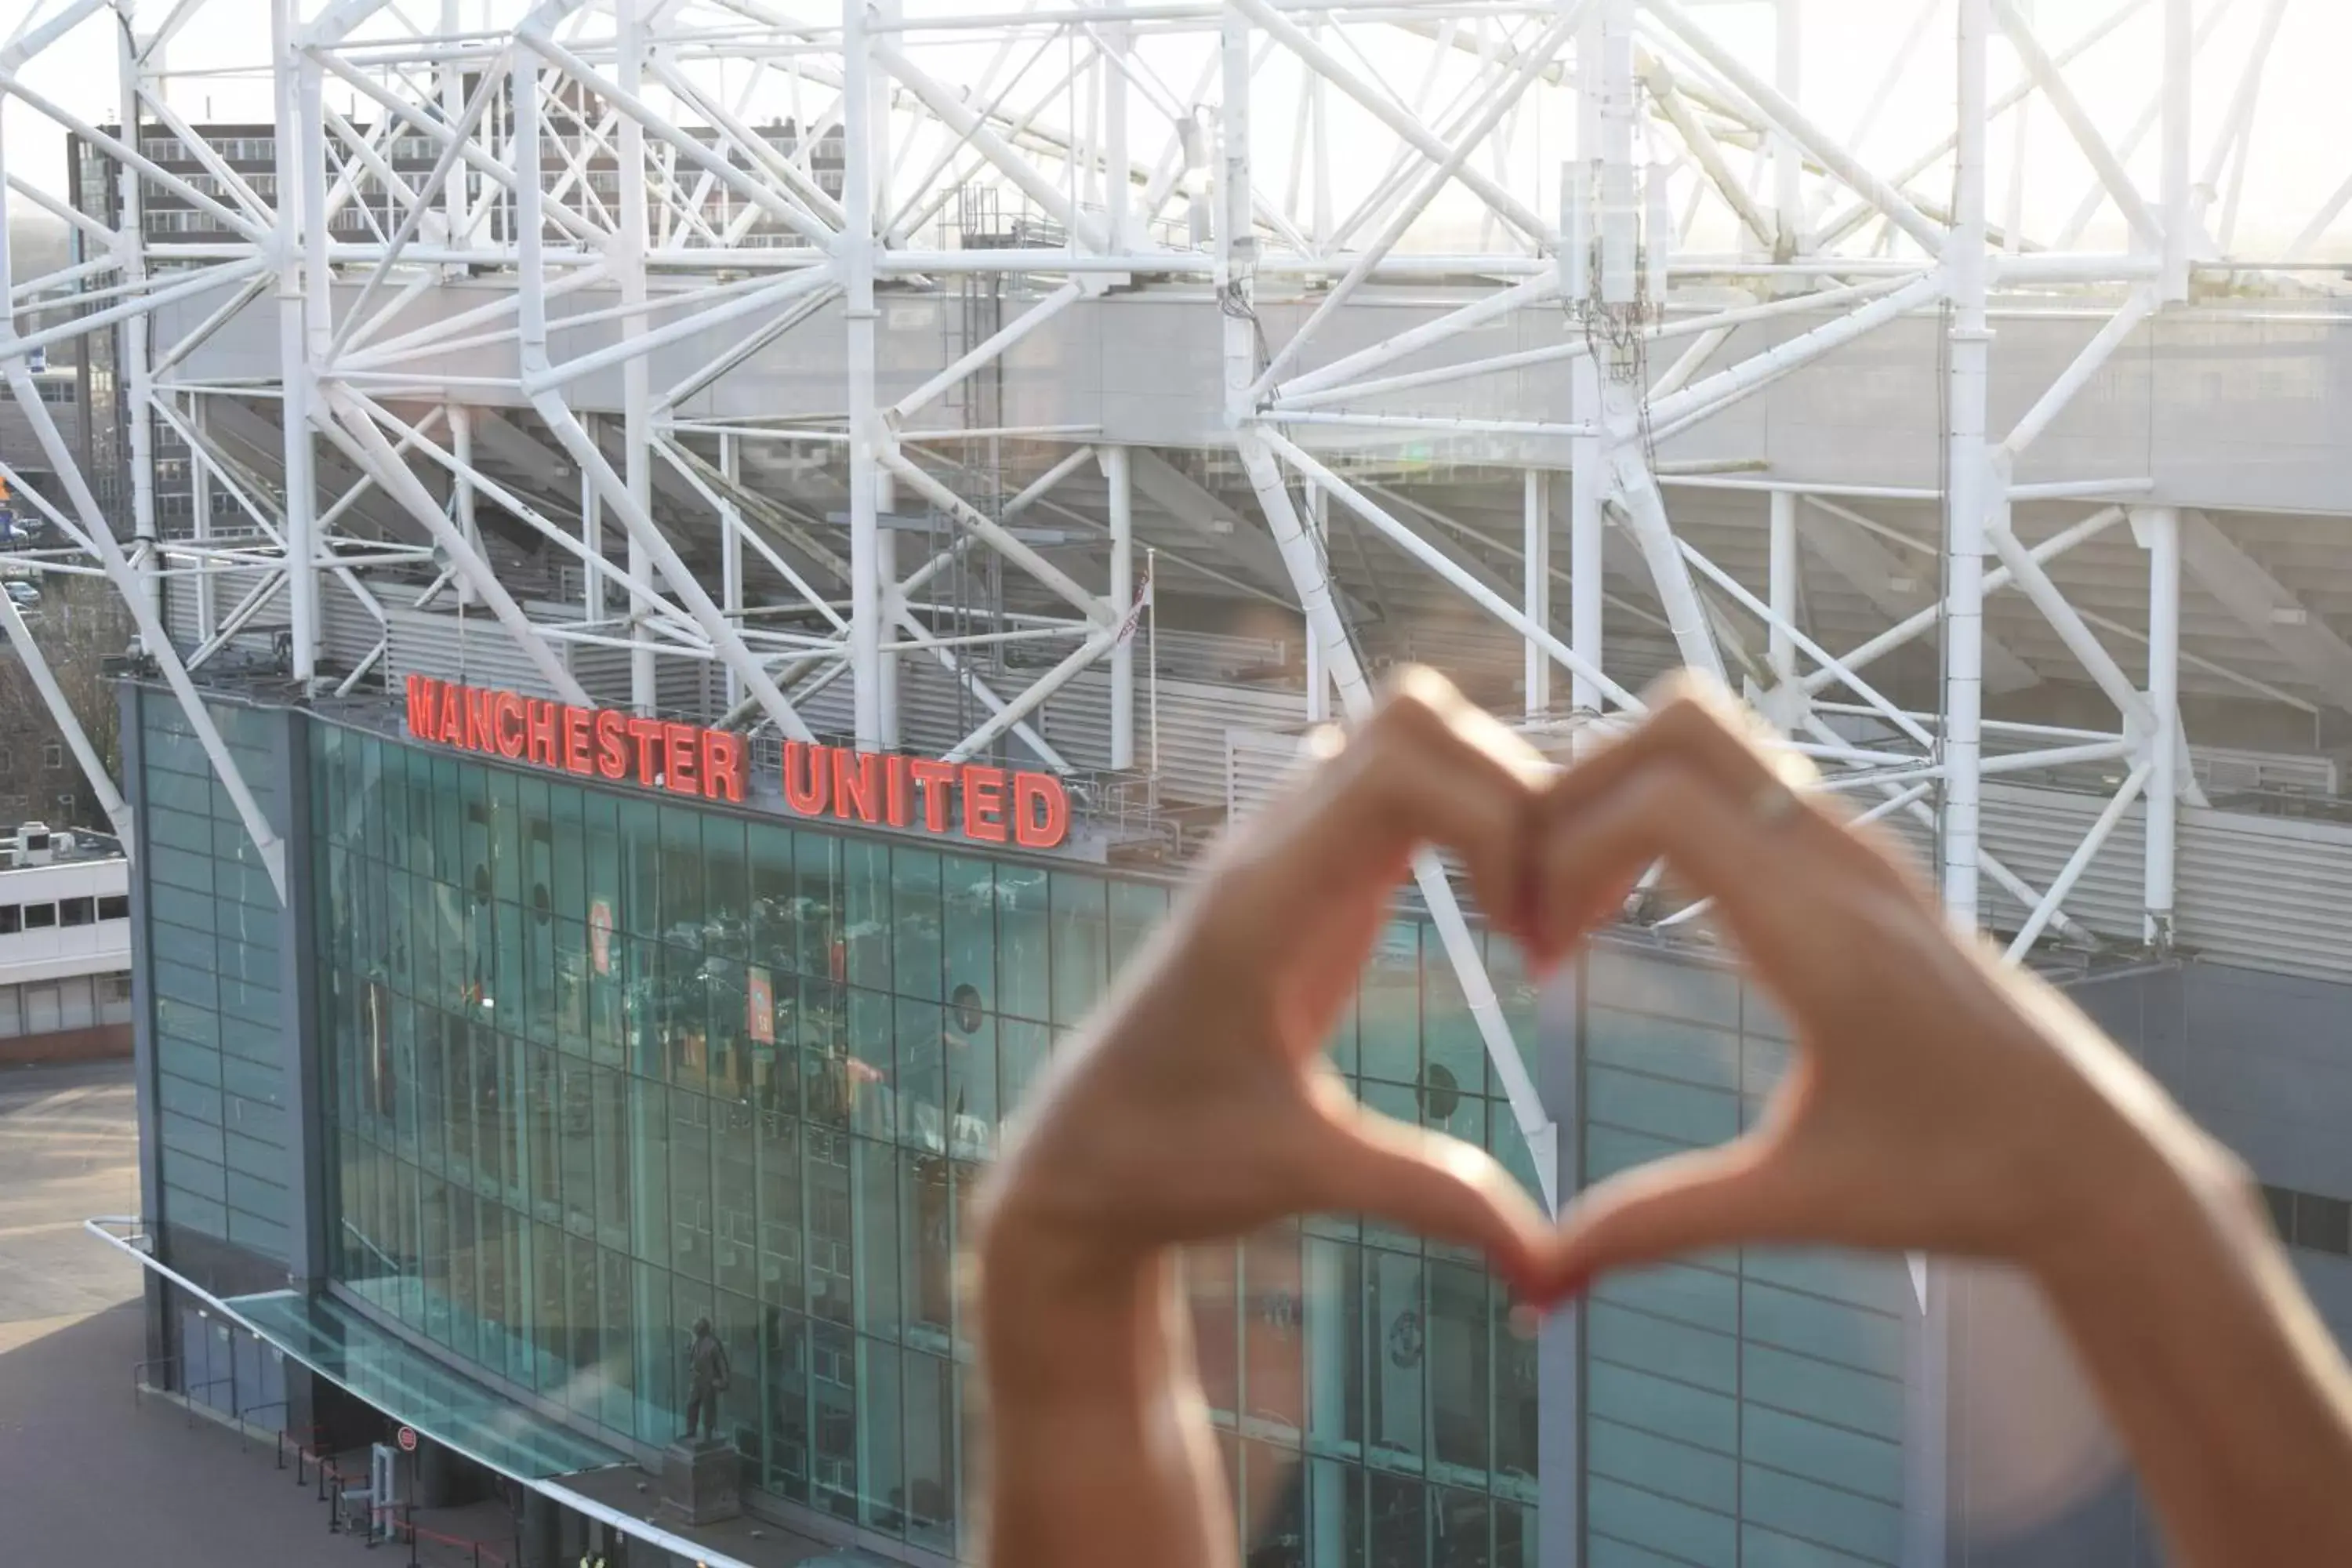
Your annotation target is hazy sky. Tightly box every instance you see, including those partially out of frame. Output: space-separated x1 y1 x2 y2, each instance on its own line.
5 0 2348 260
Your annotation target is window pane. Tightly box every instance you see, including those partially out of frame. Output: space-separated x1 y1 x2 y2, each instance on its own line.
891 848 943 1002
1048 871 1107 1027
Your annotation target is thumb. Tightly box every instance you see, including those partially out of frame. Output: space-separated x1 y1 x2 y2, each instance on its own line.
1540 1138 1806 1301
1304 1105 1557 1298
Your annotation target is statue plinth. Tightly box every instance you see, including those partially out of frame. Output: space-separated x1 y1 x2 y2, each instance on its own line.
659 1439 742 1526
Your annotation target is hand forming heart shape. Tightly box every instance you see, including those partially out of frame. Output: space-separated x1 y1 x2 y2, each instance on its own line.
967 664 2349 1568
973 666 2223 1313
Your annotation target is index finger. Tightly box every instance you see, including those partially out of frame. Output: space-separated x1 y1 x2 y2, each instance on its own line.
1216 666 1553 946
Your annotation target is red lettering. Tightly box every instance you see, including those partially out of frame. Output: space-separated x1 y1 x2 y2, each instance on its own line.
702 731 745 804
833 749 882 824
663 723 699 795
961 764 1007 842
561 706 593 775
495 692 526 758
1013 771 1070 849
526 701 560 767
437 688 464 746
593 710 628 779
886 754 912 828
909 759 956 833
783 742 829 814
405 676 441 739
626 718 665 786
464 686 498 752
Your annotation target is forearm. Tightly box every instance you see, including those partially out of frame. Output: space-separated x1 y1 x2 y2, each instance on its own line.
977 1245 1236 1568
2034 1140 2352 1567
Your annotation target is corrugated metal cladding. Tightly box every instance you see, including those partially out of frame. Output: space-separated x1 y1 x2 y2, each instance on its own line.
1221 742 2352 987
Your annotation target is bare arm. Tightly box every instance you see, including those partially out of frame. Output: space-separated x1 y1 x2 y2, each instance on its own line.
1531 679 2352 1568
971 672 1559 1568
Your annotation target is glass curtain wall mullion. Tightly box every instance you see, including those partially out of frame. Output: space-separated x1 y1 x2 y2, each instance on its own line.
311 717 1601 1565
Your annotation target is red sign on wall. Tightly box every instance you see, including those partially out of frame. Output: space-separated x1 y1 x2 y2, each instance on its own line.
402 677 1071 849
746 965 775 1044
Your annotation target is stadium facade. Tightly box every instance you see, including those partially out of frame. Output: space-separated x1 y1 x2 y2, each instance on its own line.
4 0 2350 1564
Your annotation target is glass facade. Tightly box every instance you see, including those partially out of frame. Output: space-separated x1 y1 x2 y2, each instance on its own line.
136 689 294 1262
307 715 1907 1567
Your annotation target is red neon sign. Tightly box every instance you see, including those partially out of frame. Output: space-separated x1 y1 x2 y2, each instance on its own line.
401 677 1071 849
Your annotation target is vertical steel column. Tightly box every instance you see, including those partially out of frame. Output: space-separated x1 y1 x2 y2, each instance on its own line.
581 415 605 623
1597 0 1636 305
720 431 743 712
844 0 884 749
439 0 468 260
1524 468 1550 717
1105 20 1131 253
1944 0 1992 933
2141 504 2181 948
192 399 216 642
117 13 159 621
1769 488 1798 690
1774 0 1804 256
877 477 900 746
1913 7 1990 1566
2160 0 2194 299
1304 481 1329 724
449 403 479 605
1105 444 1136 770
271 0 317 681
619 0 658 715
1568 2 1605 719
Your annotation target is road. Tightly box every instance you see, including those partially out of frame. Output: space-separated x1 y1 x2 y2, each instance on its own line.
0 1060 364 1565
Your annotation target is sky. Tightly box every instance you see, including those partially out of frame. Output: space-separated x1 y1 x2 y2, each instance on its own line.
3 0 2348 262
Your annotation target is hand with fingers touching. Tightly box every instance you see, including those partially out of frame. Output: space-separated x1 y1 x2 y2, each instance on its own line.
970 668 1560 1568
969 666 2352 1568
1526 675 2352 1568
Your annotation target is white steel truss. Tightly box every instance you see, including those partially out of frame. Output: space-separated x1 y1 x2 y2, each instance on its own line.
9 0 2352 1560
3 0 2350 1233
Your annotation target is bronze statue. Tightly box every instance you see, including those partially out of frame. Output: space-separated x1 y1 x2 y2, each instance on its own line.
681 1317 731 1444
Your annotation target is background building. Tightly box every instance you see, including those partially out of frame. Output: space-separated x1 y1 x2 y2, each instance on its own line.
0 820 132 1063
3 1 2350 1566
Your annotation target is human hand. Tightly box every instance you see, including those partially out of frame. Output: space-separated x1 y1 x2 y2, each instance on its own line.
1526 676 2249 1298
971 667 1563 1314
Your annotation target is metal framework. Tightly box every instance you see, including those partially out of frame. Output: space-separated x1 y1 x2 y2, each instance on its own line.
5 0 2348 1147
5 4 2351 1553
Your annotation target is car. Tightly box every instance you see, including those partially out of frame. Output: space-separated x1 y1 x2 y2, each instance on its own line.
3 581 39 608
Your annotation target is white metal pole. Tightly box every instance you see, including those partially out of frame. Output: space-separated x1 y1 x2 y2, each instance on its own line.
192 398 216 643
619 0 658 716
582 415 605 623
272 0 319 681
2142 504 2181 948
877 473 900 747
118 15 159 625
1774 0 1804 257
1944 0 1992 934
721 430 743 713
1769 488 1798 690
1105 445 1136 771
1147 545 1160 779
1524 468 1550 718
1913 5 1987 1566
1570 0 1605 720
844 0 884 749
1105 20 1131 254
449 402 479 606
1304 481 1328 724
2161 0 2193 299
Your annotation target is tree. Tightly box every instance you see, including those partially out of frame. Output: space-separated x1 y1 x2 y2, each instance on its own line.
0 570 133 832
